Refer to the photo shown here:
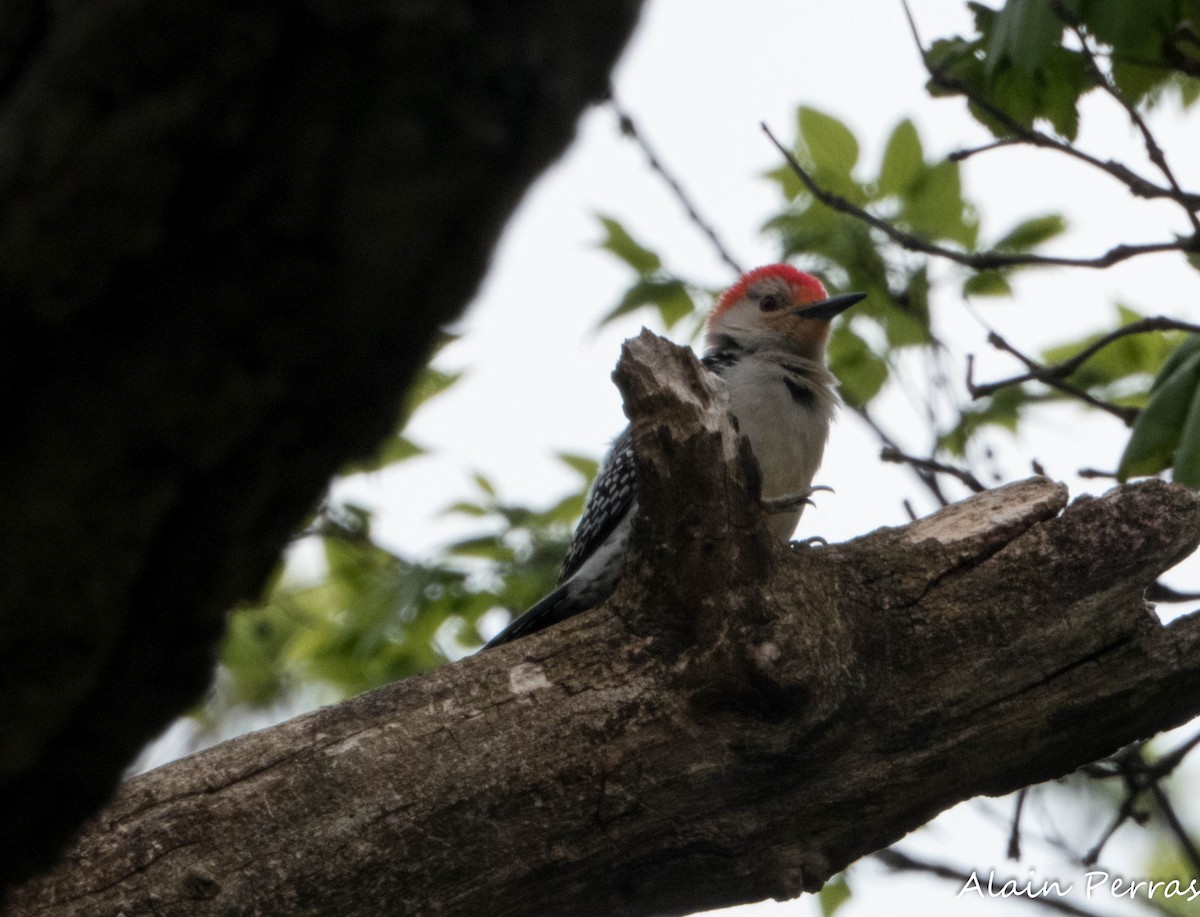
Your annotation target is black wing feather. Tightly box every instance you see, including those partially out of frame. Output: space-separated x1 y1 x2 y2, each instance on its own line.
558 428 637 583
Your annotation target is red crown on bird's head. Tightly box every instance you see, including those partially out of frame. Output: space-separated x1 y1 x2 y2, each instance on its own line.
711 264 828 321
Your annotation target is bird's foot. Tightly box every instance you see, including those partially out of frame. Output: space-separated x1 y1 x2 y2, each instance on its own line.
794 535 828 548
761 484 833 515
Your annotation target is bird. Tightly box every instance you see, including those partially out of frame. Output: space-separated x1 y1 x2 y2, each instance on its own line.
483 263 864 649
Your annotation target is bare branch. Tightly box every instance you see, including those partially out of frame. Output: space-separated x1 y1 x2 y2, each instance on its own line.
948 137 1024 161
966 317 1200 426
1148 782 1200 874
852 404 950 506
1007 788 1028 861
880 445 987 493
973 318 1200 397
761 123 1187 272
1149 730 1200 777
876 849 1115 917
613 101 745 276
1081 741 1200 875
968 329 1140 426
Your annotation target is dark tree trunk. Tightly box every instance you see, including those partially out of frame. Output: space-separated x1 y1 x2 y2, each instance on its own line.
0 0 643 889
8 333 1200 917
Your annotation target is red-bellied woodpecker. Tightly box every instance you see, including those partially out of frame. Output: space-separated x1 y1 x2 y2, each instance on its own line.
484 264 864 648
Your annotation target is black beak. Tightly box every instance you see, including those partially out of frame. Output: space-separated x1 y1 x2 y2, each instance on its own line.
795 291 866 320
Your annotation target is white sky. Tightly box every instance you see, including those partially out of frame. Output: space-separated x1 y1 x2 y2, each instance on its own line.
330 2 1200 914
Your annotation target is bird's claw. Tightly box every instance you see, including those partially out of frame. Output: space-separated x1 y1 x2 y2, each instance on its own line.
762 484 833 515
794 535 828 548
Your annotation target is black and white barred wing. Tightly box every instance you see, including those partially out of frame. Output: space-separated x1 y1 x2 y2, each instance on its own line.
559 427 637 583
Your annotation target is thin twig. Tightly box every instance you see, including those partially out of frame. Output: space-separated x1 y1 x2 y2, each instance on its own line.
969 330 1139 425
854 405 949 506
1148 782 1200 874
761 122 1186 271
1080 741 1200 877
876 849 1116 917
1078 467 1120 480
1082 789 1144 866
1149 731 1200 778
1008 788 1028 860
881 445 987 492
971 318 1200 397
612 102 744 276
949 138 1024 161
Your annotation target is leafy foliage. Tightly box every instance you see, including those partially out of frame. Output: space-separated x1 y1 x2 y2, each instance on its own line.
926 0 1199 144
817 873 852 917
596 214 699 329
1119 334 1200 485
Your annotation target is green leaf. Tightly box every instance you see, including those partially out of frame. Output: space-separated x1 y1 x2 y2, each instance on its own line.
473 472 497 498
1152 335 1200 395
596 215 662 275
600 278 695 329
446 535 514 561
901 160 977 247
1040 48 1088 139
557 452 600 482
940 386 1035 456
1039 307 1185 393
986 0 1062 74
1173 378 1200 488
878 119 923 196
340 433 424 475
442 501 490 517
798 107 859 176
885 269 932 347
818 874 852 917
403 367 461 419
963 270 1012 297
762 162 806 201
995 214 1067 252
827 325 888 408
1118 349 1200 479
543 492 587 525
1179 75 1200 108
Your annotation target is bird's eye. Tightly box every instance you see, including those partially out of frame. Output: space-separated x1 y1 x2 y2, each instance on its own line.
759 295 781 312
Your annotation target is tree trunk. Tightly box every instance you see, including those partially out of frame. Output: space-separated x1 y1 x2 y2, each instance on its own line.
0 0 644 889
8 332 1200 917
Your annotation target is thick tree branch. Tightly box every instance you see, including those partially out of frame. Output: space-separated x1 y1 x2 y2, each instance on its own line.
9 332 1200 917
0 0 644 889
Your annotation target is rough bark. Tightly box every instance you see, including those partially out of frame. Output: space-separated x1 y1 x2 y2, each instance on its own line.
8 332 1200 917
0 0 644 889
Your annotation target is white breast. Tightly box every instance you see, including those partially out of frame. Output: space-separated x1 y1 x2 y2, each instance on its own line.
721 353 839 539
